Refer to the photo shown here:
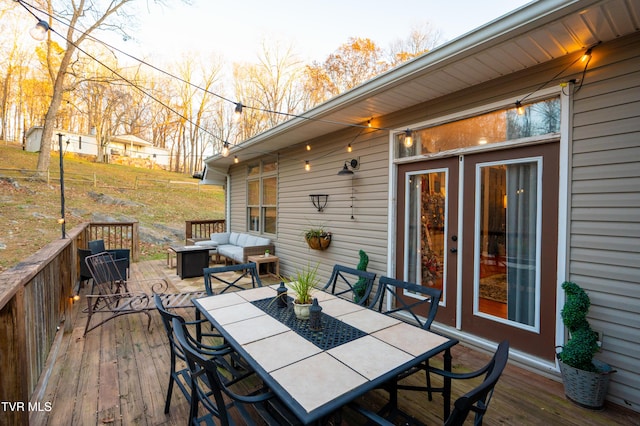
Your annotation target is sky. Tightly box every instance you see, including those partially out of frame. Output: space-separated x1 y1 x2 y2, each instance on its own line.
126 0 533 65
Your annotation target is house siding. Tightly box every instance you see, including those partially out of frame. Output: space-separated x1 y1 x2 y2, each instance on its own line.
227 129 390 287
569 33 640 410
221 32 640 411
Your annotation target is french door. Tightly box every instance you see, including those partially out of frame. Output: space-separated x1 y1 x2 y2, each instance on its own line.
396 143 559 360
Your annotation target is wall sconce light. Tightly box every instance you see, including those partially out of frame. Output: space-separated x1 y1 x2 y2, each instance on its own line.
338 158 359 176
309 194 329 212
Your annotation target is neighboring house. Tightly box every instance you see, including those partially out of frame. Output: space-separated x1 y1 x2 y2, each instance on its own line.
203 0 639 411
25 126 98 157
25 127 170 167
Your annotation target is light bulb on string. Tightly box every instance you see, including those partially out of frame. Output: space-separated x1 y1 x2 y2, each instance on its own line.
403 129 413 148
29 20 50 41
305 160 310 171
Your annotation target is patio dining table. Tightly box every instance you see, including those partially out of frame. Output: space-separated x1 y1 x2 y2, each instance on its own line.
192 285 458 425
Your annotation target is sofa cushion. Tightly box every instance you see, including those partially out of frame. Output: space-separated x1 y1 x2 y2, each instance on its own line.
236 233 249 247
229 232 240 245
243 235 259 247
209 232 230 245
218 245 243 263
254 236 271 246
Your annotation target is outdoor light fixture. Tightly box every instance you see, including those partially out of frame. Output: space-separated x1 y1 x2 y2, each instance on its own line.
309 194 329 212
234 155 239 164
233 102 243 121
306 144 311 151
515 101 525 115
30 19 49 41
403 129 413 148
221 141 230 157
338 158 359 176
305 160 310 171
347 143 352 153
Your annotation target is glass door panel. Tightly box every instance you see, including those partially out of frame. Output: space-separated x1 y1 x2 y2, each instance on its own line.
475 159 541 330
396 157 459 326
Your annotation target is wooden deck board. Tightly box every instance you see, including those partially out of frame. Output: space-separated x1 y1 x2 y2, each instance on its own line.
31 259 638 425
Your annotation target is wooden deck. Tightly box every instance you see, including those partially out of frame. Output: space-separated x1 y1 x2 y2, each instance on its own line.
29 259 637 425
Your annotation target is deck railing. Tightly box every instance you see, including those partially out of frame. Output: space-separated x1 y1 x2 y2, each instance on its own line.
84 221 140 262
185 219 225 243
0 221 139 426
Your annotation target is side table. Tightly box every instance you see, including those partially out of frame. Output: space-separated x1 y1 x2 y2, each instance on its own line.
247 255 280 278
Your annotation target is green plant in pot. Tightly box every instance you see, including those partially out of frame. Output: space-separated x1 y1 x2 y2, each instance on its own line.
304 225 331 250
557 281 615 409
287 263 320 319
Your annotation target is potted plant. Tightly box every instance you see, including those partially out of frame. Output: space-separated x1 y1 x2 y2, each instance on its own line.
557 281 616 410
304 225 331 250
264 249 270 257
287 263 320 319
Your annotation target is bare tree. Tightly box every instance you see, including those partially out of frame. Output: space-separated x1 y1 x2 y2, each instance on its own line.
33 0 181 172
387 22 443 67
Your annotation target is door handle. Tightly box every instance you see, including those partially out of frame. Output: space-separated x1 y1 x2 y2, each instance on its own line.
450 248 457 253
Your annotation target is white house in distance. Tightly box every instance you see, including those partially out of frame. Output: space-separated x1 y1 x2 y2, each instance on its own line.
203 0 640 412
24 126 170 168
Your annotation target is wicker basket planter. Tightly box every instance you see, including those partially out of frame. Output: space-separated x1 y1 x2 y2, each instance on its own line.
558 357 615 410
305 234 331 250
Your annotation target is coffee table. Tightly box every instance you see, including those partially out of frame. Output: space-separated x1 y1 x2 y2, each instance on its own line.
169 245 215 279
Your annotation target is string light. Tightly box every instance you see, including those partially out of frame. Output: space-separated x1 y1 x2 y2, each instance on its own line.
306 144 311 151
347 143 352 153
221 142 230 158
29 20 49 41
233 155 239 164
404 129 413 148
515 101 525 115
304 160 310 171
233 103 243 122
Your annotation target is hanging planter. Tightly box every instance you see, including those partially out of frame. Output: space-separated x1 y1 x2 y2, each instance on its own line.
304 227 331 250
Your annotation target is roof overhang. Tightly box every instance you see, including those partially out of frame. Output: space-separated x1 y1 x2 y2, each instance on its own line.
203 0 639 180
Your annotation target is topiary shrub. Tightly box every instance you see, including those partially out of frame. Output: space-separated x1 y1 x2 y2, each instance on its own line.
558 281 600 372
353 250 369 303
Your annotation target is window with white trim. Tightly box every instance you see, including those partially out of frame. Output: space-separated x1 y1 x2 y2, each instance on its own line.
247 160 277 234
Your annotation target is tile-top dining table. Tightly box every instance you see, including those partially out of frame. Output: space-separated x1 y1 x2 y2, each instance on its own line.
192 284 458 425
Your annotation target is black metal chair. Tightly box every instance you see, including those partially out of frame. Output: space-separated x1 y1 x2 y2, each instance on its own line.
321 264 377 305
347 340 510 426
203 263 262 295
369 276 442 403
154 294 243 414
78 248 93 289
171 317 300 425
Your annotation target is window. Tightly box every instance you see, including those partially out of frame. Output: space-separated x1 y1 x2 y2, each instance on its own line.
395 97 560 159
247 160 277 234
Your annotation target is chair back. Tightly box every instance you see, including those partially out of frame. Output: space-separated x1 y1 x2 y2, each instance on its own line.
203 263 262 295
172 317 231 425
85 252 127 291
321 264 377 305
369 276 442 329
88 239 106 254
154 294 187 362
78 248 93 283
445 340 510 426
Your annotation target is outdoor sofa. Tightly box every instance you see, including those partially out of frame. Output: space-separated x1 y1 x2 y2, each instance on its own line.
193 232 274 264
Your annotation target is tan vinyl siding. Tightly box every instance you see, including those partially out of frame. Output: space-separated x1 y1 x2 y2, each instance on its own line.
569 33 640 410
226 128 390 287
